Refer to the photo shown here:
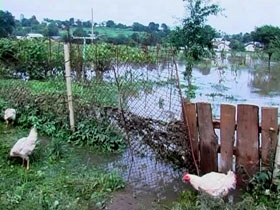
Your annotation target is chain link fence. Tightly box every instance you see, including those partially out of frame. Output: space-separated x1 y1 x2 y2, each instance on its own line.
0 39 195 195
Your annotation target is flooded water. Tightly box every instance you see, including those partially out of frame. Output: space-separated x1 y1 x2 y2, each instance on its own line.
125 53 280 121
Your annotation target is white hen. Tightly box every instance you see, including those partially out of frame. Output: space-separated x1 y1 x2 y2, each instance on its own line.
10 128 38 170
4 108 16 126
183 171 236 198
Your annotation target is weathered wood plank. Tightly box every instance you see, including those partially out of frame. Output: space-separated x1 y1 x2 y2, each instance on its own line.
196 102 218 173
261 107 278 170
220 104 236 173
236 104 259 178
183 102 199 162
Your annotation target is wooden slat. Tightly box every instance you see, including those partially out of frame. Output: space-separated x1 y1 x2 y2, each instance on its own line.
220 104 236 173
196 102 218 173
236 104 260 178
261 107 278 170
213 119 264 133
183 102 199 162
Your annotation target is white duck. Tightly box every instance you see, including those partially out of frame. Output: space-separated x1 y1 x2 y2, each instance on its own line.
4 108 16 126
10 127 38 170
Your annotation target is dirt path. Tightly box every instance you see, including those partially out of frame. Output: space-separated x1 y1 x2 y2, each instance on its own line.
106 186 162 210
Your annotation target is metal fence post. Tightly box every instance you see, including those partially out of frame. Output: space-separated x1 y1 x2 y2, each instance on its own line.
64 43 75 131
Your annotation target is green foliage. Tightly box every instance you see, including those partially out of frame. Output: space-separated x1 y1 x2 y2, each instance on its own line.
252 25 280 64
230 40 245 51
169 0 220 69
0 10 15 37
0 78 126 152
73 27 89 37
0 39 64 79
69 119 125 152
0 124 124 209
44 22 59 37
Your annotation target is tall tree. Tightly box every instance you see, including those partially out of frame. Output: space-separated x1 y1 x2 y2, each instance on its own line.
169 0 220 99
44 22 59 37
69 18 75 26
73 27 88 37
252 25 280 68
106 20 116 28
0 10 15 37
170 0 220 71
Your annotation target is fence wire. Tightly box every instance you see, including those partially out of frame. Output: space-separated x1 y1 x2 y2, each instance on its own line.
0 39 195 194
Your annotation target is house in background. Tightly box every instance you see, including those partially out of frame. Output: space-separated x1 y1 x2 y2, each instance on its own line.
213 38 231 52
26 33 44 39
244 41 264 52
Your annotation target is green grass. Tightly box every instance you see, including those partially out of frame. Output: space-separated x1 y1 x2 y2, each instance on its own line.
0 123 124 209
167 188 280 210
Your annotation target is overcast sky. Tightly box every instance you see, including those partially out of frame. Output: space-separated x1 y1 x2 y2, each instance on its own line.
1 0 279 34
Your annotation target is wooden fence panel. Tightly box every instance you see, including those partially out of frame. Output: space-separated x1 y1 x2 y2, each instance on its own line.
237 104 259 177
261 107 278 169
183 102 199 162
197 102 218 173
220 104 236 173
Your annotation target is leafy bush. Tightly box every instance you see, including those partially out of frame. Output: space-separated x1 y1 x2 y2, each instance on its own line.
0 39 64 79
69 119 125 152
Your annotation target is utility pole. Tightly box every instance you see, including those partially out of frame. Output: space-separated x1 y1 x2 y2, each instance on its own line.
91 8 94 44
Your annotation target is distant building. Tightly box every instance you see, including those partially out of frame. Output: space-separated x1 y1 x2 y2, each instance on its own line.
20 14 24 22
16 36 24 40
245 42 264 52
50 36 61 41
245 43 255 52
213 38 231 52
26 33 44 39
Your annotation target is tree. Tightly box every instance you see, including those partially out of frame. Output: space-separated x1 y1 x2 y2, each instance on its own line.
73 27 88 37
169 0 220 99
44 22 59 37
30 15 39 26
116 23 127 29
230 40 245 51
69 18 75 26
106 20 116 28
161 23 169 33
148 22 159 32
132 22 147 32
0 10 15 37
242 32 252 43
170 0 220 69
252 25 280 68
83 20 92 28
76 19 82 27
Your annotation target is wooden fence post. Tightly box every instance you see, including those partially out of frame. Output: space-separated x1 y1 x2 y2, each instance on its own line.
220 104 236 173
236 104 259 181
273 133 280 184
197 102 218 173
64 43 75 131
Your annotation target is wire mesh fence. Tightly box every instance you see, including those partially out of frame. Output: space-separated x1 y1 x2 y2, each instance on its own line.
0 39 195 194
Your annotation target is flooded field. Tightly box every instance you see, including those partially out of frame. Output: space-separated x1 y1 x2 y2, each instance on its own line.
125 53 280 121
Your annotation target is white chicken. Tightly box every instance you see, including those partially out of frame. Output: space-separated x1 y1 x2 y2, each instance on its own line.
9 127 38 170
183 171 236 198
4 108 16 126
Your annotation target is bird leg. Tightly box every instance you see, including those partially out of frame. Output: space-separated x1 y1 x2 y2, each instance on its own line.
5 120 8 128
22 158 25 167
26 157 30 170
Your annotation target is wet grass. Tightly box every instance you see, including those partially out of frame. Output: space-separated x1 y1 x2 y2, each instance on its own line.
0 123 124 209
166 187 280 210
